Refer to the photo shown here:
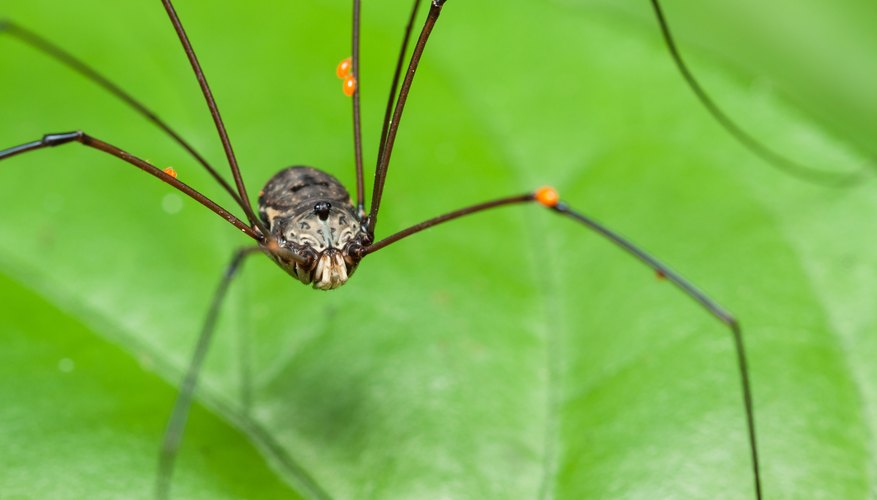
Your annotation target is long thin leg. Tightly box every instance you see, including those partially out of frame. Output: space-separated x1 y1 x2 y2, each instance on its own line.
350 0 365 215
651 0 869 187
367 0 446 235
362 193 532 254
0 131 260 240
0 20 244 208
362 188 761 499
375 0 423 187
345 0 422 218
549 200 761 500
159 0 267 235
156 246 262 499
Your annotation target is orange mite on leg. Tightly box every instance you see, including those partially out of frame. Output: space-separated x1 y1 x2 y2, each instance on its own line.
535 186 559 207
336 56 356 96
336 56 352 79
343 74 357 97
163 167 178 179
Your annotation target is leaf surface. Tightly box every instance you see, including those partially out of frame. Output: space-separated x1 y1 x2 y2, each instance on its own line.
1 0 875 498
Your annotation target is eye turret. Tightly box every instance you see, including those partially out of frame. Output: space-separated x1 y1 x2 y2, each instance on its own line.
314 201 331 221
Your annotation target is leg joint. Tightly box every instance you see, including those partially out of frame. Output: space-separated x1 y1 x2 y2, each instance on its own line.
42 131 84 146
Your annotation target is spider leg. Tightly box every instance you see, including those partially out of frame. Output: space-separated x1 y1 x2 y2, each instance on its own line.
0 131 260 240
349 0 365 214
160 0 267 236
361 188 761 500
345 0 423 218
548 199 761 500
155 246 261 500
375 0 423 186
0 20 245 207
368 0 447 235
650 0 870 187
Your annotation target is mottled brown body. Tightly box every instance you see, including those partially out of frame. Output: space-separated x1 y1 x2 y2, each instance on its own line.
258 166 369 289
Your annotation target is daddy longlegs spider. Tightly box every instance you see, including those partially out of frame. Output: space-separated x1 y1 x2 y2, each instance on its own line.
3 0 872 496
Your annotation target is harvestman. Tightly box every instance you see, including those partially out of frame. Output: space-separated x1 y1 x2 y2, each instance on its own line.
13 0 867 497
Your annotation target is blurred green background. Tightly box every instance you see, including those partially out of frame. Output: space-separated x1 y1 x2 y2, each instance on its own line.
1 0 875 498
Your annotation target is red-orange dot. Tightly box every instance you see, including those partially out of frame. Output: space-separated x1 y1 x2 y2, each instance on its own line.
163 167 178 179
343 74 357 97
535 186 559 207
336 57 352 79
655 269 667 280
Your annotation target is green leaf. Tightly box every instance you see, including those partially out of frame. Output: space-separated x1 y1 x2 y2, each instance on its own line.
1 0 875 498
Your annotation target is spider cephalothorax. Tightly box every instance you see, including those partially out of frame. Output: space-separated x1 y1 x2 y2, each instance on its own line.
258 166 370 289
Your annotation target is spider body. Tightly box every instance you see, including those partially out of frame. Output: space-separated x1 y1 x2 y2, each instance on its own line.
258 166 368 290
